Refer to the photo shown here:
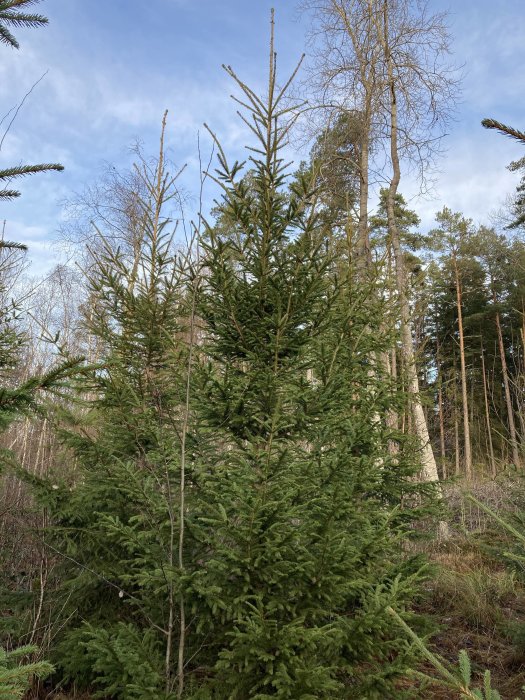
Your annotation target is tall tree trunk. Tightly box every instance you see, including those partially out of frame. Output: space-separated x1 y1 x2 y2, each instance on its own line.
436 340 446 477
437 383 446 478
384 247 399 452
357 125 371 273
452 360 461 476
481 341 496 477
381 1 440 486
454 412 460 477
454 256 472 479
495 306 521 468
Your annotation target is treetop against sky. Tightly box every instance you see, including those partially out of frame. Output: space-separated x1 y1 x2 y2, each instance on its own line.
1 0 524 272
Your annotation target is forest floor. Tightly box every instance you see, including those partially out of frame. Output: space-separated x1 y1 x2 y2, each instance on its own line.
407 479 525 699
418 541 525 698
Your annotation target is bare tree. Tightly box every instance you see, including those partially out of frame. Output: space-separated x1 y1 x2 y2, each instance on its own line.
303 0 386 271
58 147 189 275
373 0 458 485
303 0 459 489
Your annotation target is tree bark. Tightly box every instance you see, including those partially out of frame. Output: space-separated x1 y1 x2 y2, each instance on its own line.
454 256 472 479
380 0 440 486
481 341 496 477
495 307 521 468
437 382 446 478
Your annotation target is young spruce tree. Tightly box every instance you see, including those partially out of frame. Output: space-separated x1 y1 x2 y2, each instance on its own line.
31 21 429 700
186 18 426 699
28 116 193 699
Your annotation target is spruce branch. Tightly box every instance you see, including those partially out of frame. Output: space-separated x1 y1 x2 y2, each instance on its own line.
0 163 64 181
0 0 47 49
482 118 525 145
0 190 20 199
0 239 27 250
387 606 504 699
0 21 16 46
0 163 64 199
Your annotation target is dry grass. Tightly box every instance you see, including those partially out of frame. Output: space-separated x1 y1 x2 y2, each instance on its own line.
415 539 525 699
443 478 523 534
430 551 518 631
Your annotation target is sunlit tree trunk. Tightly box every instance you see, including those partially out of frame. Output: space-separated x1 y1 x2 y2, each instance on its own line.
481 341 496 477
453 255 472 478
380 1 440 486
494 306 521 468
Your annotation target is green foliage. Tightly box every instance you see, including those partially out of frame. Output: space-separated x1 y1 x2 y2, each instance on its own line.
388 607 506 699
62 623 166 700
456 651 502 700
183 49 426 699
25 127 190 699
0 645 53 700
369 188 423 254
21 38 433 700
294 110 361 232
0 0 48 49
4 6 525 700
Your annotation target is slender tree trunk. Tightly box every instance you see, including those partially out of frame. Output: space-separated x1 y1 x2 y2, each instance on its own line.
436 341 446 476
438 382 446 478
452 368 461 476
357 126 371 273
388 344 399 424
517 313 525 448
495 307 521 468
454 413 460 476
391 346 397 388
481 341 496 477
454 257 472 478
14 418 30 506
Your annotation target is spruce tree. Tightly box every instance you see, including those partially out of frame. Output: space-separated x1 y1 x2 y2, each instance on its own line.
28 22 431 700
184 22 427 699
25 118 194 698
0 645 53 699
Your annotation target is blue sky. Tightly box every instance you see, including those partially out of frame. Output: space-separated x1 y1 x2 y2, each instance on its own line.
1 0 525 273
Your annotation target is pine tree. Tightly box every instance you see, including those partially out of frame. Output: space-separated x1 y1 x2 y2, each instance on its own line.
429 208 481 478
